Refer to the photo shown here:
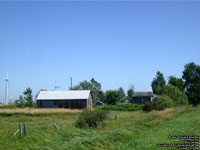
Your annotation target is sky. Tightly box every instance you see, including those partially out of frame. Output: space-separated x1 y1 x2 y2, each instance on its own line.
0 1 200 103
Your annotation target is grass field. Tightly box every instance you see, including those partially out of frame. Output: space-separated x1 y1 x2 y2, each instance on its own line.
0 108 81 116
0 106 199 150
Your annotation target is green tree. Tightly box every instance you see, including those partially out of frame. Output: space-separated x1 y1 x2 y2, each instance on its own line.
155 95 174 108
15 95 25 108
23 88 33 107
117 87 125 102
104 90 120 105
182 62 200 106
158 84 188 105
151 71 166 94
71 78 102 103
98 90 105 102
168 76 185 92
127 86 134 103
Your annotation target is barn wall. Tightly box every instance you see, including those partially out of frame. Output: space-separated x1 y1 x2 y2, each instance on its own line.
37 99 87 109
37 100 54 108
133 96 151 104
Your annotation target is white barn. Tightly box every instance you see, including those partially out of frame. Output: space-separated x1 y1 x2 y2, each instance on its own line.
37 90 92 109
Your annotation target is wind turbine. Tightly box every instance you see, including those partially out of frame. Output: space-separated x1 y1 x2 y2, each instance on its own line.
5 73 9 105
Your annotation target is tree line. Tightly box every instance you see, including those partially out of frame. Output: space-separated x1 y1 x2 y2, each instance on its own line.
151 62 200 106
15 62 200 107
71 78 133 105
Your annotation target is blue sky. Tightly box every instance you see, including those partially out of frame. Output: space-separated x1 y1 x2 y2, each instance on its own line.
0 1 200 103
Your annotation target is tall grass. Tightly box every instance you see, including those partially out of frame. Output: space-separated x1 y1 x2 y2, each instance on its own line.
0 108 81 116
97 104 143 111
0 106 196 150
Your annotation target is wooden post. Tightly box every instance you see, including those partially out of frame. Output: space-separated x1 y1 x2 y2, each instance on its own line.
24 123 27 135
19 124 22 136
11 129 19 137
53 123 60 130
115 115 117 120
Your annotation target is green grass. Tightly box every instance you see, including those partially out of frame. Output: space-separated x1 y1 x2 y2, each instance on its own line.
96 104 143 111
0 104 37 109
0 104 18 109
0 106 199 150
118 107 200 149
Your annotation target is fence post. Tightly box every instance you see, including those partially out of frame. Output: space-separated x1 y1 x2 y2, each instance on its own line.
24 123 27 135
53 123 60 130
19 124 22 136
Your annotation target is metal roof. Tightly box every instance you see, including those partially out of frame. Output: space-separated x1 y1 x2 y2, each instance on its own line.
133 92 152 97
37 90 91 100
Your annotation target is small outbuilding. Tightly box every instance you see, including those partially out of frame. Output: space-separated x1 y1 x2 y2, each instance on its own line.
37 90 92 109
132 92 153 104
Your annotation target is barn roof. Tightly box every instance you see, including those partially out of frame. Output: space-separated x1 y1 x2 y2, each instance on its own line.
37 90 91 100
133 92 152 97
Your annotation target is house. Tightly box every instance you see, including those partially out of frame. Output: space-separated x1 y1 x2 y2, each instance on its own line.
132 92 153 104
37 90 92 109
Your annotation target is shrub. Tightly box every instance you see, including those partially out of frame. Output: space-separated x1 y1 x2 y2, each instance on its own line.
158 85 188 105
154 95 174 108
143 95 175 112
153 102 165 111
75 109 109 128
142 101 164 112
142 102 155 112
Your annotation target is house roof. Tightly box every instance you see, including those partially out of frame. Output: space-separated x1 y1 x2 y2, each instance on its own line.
37 90 91 100
133 92 152 97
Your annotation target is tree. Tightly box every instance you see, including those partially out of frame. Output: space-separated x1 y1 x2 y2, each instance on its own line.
71 78 102 103
117 87 125 102
23 88 33 107
157 84 188 105
98 90 105 102
168 76 185 92
182 62 200 106
127 85 134 103
151 71 166 94
14 95 25 107
104 90 120 105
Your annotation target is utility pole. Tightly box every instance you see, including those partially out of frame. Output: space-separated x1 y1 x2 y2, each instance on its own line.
5 73 9 105
70 77 72 90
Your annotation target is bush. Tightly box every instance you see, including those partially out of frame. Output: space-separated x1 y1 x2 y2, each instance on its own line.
153 102 165 111
143 95 174 112
75 109 109 128
154 95 174 108
142 101 164 112
158 85 188 105
142 102 155 112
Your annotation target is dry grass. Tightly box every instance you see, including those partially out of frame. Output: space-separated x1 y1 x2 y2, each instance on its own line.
150 108 175 117
0 108 82 115
150 106 187 117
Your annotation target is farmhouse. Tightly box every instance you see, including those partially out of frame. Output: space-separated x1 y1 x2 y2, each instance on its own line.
37 90 92 109
132 92 154 104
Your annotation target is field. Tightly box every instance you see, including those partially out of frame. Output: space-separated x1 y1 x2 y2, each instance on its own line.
0 106 199 150
0 108 81 115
